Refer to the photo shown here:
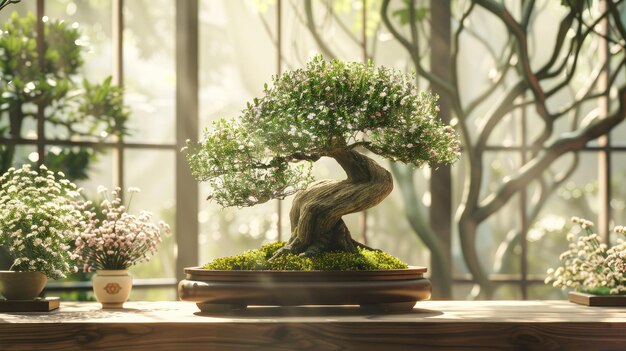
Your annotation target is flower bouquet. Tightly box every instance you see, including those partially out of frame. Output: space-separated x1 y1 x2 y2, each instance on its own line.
545 217 626 305
74 186 170 309
0 164 86 300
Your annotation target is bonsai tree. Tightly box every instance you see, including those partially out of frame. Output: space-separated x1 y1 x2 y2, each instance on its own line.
187 56 460 258
0 12 129 177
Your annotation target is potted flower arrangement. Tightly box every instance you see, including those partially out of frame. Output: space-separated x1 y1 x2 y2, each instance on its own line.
73 186 170 309
0 164 86 300
545 217 626 306
179 55 460 313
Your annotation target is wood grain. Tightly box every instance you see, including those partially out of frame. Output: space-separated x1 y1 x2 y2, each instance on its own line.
2 301 626 350
2 321 626 350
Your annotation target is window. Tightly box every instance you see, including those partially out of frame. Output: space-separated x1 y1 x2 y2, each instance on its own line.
2 0 624 301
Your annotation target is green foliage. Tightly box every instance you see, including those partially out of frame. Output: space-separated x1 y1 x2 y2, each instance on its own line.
560 0 593 13
203 241 409 271
0 12 81 98
0 12 129 179
78 77 129 137
44 148 94 181
187 55 460 207
393 1 429 26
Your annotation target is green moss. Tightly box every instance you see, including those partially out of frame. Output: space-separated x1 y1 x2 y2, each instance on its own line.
203 249 267 270
579 287 613 296
202 241 409 271
259 241 286 258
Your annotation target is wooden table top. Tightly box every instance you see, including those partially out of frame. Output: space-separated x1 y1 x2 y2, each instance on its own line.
2 300 626 350
1 300 625 323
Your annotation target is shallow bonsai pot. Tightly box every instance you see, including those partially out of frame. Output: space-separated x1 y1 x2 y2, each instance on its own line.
178 266 431 313
568 291 626 306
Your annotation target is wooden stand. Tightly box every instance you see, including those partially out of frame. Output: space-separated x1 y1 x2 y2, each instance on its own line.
569 291 626 306
179 266 431 313
0 297 60 312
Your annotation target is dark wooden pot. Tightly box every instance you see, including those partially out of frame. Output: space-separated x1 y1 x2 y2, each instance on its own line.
0 271 47 300
178 266 431 313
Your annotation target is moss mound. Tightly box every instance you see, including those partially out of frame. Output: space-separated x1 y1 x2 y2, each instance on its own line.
580 287 614 296
203 241 409 271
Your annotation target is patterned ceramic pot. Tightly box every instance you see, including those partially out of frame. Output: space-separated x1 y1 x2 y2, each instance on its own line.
92 270 132 309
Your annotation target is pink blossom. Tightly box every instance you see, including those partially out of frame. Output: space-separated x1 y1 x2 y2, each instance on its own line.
73 186 170 271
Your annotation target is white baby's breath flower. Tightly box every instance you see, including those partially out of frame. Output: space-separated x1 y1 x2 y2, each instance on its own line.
547 217 626 295
0 165 85 279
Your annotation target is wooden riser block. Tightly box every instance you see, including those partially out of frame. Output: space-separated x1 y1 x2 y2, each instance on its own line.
0 297 60 312
569 291 626 306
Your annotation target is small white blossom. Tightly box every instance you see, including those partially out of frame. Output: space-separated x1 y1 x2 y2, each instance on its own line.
546 217 626 295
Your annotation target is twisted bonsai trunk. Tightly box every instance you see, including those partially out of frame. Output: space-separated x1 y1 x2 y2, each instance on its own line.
274 149 393 257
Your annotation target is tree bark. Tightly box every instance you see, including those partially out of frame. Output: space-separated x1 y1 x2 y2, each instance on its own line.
274 149 393 257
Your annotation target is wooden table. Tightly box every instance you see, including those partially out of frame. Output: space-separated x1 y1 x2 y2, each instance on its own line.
1 300 625 350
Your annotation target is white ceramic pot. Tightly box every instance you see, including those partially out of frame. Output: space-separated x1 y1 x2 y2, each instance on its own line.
0 271 47 300
92 270 132 309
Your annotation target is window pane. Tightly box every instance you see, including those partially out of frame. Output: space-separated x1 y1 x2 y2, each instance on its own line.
493 283 522 300
612 152 626 228
41 145 112 183
528 283 566 300
131 287 176 301
282 0 363 64
124 149 176 283
450 281 475 300
3 144 37 169
44 1 113 82
527 152 598 276
198 0 277 263
123 0 175 144
0 3 37 140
